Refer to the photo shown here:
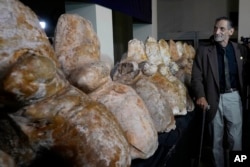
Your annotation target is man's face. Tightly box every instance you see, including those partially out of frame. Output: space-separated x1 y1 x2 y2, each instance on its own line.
213 19 234 43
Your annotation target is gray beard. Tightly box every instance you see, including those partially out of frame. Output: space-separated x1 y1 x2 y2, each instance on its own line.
214 36 224 42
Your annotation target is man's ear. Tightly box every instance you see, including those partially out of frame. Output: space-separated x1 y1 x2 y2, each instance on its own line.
229 28 234 35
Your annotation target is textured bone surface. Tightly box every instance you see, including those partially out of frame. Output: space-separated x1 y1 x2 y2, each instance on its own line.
68 61 111 93
158 39 195 111
11 86 131 167
112 61 141 85
54 14 100 77
169 39 180 62
3 54 67 105
54 16 159 157
112 62 176 132
0 0 60 107
111 37 196 132
0 0 59 82
134 77 176 132
89 79 158 159
158 39 171 66
5 55 131 167
156 65 189 115
122 39 148 63
145 37 163 66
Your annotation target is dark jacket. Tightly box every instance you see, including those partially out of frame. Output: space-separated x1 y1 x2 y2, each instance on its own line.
191 41 248 123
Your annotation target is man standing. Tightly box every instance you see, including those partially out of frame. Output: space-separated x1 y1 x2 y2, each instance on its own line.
191 16 248 167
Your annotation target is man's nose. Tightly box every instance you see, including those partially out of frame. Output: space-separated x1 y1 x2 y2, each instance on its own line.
214 28 220 34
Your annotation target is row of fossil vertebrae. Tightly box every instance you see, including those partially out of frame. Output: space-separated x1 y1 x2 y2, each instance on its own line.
0 0 195 167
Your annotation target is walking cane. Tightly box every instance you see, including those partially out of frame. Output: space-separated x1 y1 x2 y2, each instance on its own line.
197 105 210 167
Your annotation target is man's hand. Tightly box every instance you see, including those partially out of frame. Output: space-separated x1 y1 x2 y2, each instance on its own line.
196 97 209 111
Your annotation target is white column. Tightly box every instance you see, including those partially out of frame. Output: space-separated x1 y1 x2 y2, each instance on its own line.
65 2 114 66
95 5 114 66
133 0 157 41
238 0 250 42
152 0 158 39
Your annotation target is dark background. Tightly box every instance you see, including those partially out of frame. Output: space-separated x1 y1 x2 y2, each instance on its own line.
19 0 151 37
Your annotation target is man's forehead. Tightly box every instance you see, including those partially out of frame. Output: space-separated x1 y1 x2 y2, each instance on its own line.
214 20 229 29
215 20 228 26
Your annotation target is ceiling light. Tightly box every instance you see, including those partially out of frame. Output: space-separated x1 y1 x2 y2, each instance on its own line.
39 21 46 29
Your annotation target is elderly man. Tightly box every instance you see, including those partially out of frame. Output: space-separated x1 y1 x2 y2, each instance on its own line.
191 16 249 167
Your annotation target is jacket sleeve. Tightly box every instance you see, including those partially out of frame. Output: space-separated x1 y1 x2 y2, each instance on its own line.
191 46 206 100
